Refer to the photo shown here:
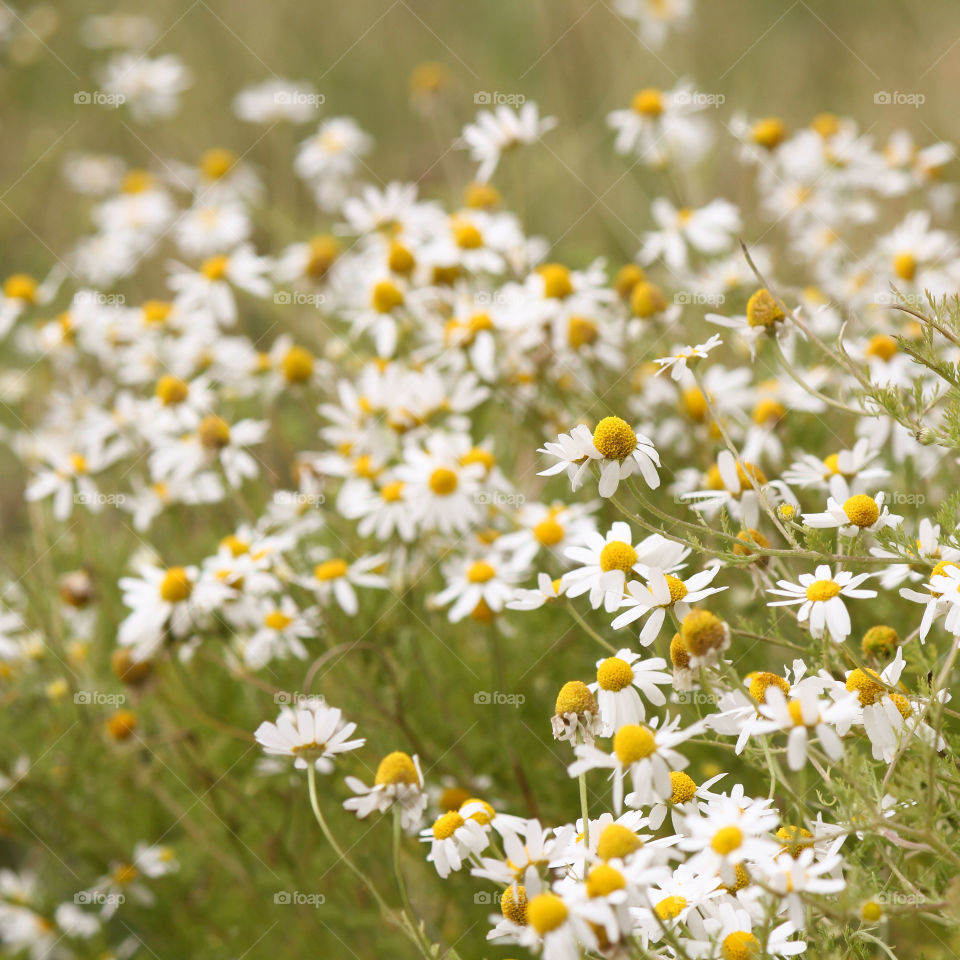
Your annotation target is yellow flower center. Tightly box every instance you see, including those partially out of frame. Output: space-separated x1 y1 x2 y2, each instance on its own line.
460 447 495 471
70 453 87 474
596 823 642 860
893 252 917 281
198 415 231 450
592 416 637 460
467 561 496 583
613 724 656 765
843 494 879 527
664 575 688 605
721 931 761 960
746 288 784 328
501 885 528 924
669 770 697 804
264 610 292 630
439 786 470 811
428 467 459 495
155 374 189 406
106 710 138 741
142 300 173 325
527 893 568 935
314 559 348 581
866 333 898 361
776 825 814 857
380 481 405 502
748 671 790 704
464 181 501 210
752 398 785 425
538 263 573 299
461 797 496 824
121 169 153 193
306 235 339 278
533 517 565 546
200 147 236 179
805 579 841 602
220 535 249 557
861 900 883 923
861 625 899 658
631 88 663 116
630 280 667 317
614 263 645 299
453 221 483 249
711 825 743 855
654 895 688 920
597 656 634 691
845 667 885 706
567 315 598 349
681 609 728 656
201 255 229 281
586 863 626 898
159 567 192 603
670 632 690 670
751 117 786 149
599 540 638 573
374 751 419 786
3 273 37 302
283 346 314 383
372 280 404 313
555 680 598 716
432 811 464 840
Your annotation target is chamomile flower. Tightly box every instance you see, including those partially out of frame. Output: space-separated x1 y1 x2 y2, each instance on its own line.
588 648 672 733
458 102 557 182
507 572 568 611
767 565 876 643
803 492 901 537
344 751 427 831
255 701 364 773
611 567 726 645
783 439 889 501
302 553 388 616
639 197 741 271
654 333 723 380
569 715 702 812
420 809 489 878
433 553 526 622
587 416 661 497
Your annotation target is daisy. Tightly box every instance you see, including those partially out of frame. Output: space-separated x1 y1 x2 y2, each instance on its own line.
759 847 846 929
254 700 364 772
344 751 427 831
507 572 567 611
639 197 741 271
783 439 889 501
588 648 672 733
611 567 726 645
740 685 858 771
100 52 192 121
767 565 876 643
551 680 602 744
682 902 806 960
302 553 388 616
803 492 902 537
679 787 780 884
587 416 661 497
419 809 489 878
569 715 702 812
562 524 676 612
432 553 526 622
458 102 557 182
678 450 777 529
654 333 723 380
117 563 233 661
899 559 960 640
243 596 314 669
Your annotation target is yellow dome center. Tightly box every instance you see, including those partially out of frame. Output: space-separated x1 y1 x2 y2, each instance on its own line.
721 931 761 960
597 656 634 691
842 494 879 527
527 893 568 935
711 825 743 855
374 751 419 786
613 724 656 764
159 567 192 603
805 579 840 602
746 288 784 328
586 863 626 898
599 540 638 573
428 467 459 495
555 680 598 716
432 810 464 840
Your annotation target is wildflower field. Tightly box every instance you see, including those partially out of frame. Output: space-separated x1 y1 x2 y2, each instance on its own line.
6 1 960 958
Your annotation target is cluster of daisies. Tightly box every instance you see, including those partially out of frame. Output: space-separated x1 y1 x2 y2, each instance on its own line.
3 5 960 960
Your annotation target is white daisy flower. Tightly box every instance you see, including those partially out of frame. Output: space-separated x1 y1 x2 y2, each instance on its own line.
803 491 902 537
